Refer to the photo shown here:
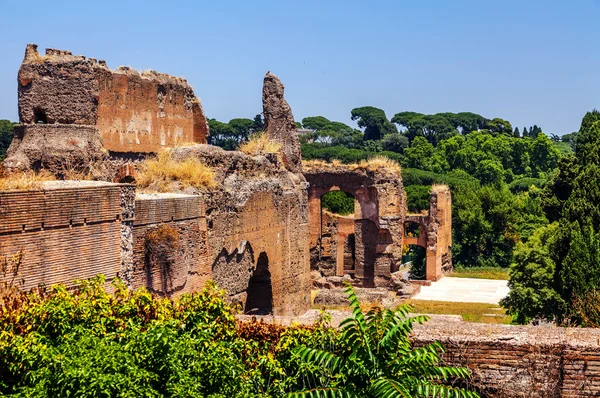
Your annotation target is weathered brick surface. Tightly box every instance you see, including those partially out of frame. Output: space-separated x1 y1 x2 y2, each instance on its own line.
7 44 208 165
414 318 600 397
130 194 209 296
304 166 405 286
0 182 126 289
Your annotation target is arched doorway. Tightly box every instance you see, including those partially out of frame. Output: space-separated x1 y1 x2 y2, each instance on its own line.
245 252 273 314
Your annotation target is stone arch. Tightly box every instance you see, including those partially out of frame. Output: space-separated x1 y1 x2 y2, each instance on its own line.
245 251 273 314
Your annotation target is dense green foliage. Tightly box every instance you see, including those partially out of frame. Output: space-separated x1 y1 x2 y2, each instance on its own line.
0 277 477 397
351 106 397 141
0 120 15 159
321 190 354 216
502 110 600 326
405 185 430 213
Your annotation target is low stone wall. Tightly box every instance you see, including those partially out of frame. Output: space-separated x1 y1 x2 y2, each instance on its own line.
413 317 600 397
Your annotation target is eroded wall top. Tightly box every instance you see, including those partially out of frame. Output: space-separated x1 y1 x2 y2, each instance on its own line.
17 44 208 152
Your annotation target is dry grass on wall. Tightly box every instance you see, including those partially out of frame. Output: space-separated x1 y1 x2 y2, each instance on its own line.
356 155 402 173
303 155 402 174
238 132 282 156
136 149 217 192
0 168 55 191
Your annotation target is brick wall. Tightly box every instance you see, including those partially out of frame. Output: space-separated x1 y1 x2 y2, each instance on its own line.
0 182 127 289
15 44 208 154
131 193 209 296
414 318 600 397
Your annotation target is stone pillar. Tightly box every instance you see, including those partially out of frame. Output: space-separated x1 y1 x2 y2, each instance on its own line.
262 72 302 173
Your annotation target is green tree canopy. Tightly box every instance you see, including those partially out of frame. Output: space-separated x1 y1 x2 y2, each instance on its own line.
351 106 397 141
0 120 15 159
301 116 331 130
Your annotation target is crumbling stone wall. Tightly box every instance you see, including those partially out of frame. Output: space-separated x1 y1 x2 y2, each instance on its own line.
169 143 310 316
405 185 452 281
304 165 406 287
4 44 208 172
414 318 600 397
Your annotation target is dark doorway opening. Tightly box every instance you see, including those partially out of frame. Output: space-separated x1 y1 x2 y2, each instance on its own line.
344 233 356 272
33 108 48 124
405 245 426 280
245 252 273 314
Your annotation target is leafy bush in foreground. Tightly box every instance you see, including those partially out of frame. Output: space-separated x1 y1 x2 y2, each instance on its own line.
0 277 477 397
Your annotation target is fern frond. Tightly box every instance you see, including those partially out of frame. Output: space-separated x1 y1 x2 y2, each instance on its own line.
369 377 412 398
287 387 360 397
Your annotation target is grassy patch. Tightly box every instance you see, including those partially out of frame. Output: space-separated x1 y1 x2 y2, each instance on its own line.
450 266 510 280
405 299 512 324
137 148 217 192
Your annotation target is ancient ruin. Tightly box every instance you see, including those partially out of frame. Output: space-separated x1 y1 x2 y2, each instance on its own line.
5 44 208 174
304 163 451 286
1 44 450 317
4 44 600 396
2 45 309 316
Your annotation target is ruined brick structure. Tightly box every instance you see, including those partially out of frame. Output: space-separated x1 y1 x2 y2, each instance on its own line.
7 43 600 397
304 164 451 286
404 185 453 280
4 44 208 173
1 45 308 315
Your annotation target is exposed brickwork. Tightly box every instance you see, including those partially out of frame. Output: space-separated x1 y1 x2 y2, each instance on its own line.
405 185 453 281
413 318 600 397
4 44 208 172
0 182 129 289
130 193 209 296
304 166 406 287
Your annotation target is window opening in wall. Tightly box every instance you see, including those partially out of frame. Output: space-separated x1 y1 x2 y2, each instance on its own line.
33 108 48 124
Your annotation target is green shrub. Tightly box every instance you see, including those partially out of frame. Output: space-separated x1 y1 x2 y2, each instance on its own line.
0 277 479 396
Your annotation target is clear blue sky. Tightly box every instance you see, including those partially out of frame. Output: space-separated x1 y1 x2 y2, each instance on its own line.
0 0 598 134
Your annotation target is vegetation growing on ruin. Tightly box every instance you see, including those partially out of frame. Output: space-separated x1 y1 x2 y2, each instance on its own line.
0 277 478 397
136 148 217 192
0 120 14 160
0 168 55 191
213 110 565 273
238 132 282 156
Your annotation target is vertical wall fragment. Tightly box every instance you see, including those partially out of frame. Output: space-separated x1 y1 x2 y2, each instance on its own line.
262 72 302 173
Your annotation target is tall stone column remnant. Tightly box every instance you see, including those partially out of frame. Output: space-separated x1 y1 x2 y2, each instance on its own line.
262 72 302 173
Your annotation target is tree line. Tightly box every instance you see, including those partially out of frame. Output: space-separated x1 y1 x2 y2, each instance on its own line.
0 120 15 160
